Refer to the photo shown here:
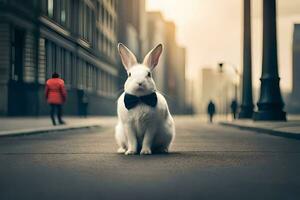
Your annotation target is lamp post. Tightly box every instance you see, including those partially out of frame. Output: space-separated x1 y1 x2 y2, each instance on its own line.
253 0 286 121
218 62 239 120
239 0 254 119
218 62 239 103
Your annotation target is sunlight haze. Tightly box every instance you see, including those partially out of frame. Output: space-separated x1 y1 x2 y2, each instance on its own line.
146 0 300 91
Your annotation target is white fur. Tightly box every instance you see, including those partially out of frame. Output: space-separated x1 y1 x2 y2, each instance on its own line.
115 43 175 155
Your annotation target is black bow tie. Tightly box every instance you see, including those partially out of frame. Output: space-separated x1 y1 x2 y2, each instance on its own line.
124 92 157 110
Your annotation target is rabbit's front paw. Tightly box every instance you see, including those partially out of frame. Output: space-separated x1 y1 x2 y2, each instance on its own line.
125 150 137 155
140 148 152 155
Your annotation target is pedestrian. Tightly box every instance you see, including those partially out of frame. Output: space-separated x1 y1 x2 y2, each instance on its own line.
231 99 238 120
45 72 67 125
207 100 216 123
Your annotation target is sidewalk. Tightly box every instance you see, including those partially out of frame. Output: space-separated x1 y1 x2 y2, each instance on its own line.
220 115 300 139
0 116 117 137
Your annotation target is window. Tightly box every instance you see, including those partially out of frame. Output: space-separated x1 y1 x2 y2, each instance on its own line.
97 69 101 92
61 10 66 24
47 0 54 18
46 0 70 28
82 61 87 89
71 54 77 88
56 46 61 75
103 72 107 93
61 48 66 80
87 64 93 90
77 59 83 88
38 38 46 83
79 1 83 36
59 0 70 28
11 29 24 81
46 41 56 78
92 67 97 91
51 43 56 72
79 3 93 43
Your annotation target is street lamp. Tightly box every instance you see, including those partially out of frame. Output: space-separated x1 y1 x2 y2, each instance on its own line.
217 62 239 120
218 62 240 102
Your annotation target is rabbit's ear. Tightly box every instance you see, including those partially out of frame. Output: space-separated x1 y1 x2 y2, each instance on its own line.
143 44 163 70
118 43 137 70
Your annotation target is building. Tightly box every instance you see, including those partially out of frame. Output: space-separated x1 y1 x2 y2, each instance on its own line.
147 11 167 94
117 0 148 88
185 78 195 114
0 0 118 116
147 13 187 114
193 67 235 115
163 21 187 114
175 46 186 113
117 6 187 114
287 24 300 113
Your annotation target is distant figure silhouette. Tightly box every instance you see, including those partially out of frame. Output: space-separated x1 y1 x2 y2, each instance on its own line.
45 72 67 125
230 99 238 120
207 100 216 123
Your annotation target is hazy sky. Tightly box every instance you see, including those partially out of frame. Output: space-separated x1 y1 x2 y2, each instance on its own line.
146 0 300 91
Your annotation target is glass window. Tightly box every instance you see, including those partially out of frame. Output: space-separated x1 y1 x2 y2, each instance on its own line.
82 61 87 89
47 0 54 18
61 10 66 24
78 59 83 88
93 67 96 91
97 69 101 92
61 49 66 80
63 51 70 86
71 54 77 88
56 46 61 75
79 1 83 37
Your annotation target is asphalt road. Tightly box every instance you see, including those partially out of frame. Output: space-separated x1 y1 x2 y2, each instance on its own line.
0 116 300 200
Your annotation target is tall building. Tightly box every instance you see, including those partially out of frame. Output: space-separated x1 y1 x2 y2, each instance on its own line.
164 21 187 113
288 24 300 113
0 0 118 116
185 78 195 114
147 11 167 94
147 13 187 114
117 0 148 88
193 67 235 115
175 46 186 113
292 24 300 100
117 7 187 114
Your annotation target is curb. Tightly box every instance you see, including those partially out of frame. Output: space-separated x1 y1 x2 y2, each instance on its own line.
219 122 300 140
0 124 102 138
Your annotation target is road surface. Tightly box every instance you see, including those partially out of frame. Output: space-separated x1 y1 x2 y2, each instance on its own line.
0 116 300 200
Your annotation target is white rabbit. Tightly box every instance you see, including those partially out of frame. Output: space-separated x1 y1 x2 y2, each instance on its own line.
115 43 175 155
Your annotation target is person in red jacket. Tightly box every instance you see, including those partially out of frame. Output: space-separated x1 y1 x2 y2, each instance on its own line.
45 72 67 125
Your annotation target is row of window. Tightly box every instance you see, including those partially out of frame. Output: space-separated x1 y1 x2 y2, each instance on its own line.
79 0 93 43
42 0 117 61
97 0 116 34
45 40 117 97
46 0 71 29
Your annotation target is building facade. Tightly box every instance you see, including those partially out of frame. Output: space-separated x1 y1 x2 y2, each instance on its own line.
147 12 167 95
147 13 187 114
192 67 235 115
175 46 186 113
0 0 118 116
163 21 187 114
117 0 148 89
287 24 300 113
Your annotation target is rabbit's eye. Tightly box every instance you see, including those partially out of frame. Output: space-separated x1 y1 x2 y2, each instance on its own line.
147 72 151 77
128 72 131 77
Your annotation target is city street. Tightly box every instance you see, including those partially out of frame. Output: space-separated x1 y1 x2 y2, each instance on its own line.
0 116 300 200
